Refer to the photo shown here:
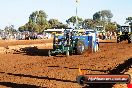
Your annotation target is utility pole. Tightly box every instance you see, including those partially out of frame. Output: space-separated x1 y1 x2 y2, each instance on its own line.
75 0 79 29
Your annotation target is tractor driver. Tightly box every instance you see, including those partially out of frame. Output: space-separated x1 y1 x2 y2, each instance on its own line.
66 31 72 45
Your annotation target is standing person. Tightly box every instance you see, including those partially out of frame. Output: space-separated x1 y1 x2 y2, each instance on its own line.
109 32 112 40
102 32 106 40
34 32 37 39
107 31 110 39
14 33 16 40
114 32 117 39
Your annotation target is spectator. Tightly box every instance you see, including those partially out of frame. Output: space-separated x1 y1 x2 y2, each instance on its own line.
109 32 113 40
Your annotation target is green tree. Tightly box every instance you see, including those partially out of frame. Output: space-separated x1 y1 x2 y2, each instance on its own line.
93 10 113 31
93 10 113 22
18 25 26 32
57 23 68 29
4 25 16 34
19 10 49 33
66 16 83 28
126 17 132 25
105 22 117 32
82 19 96 29
48 19 60 28
100 10 113 22
48 19 68 29
29 10 49 32
93 12 101 21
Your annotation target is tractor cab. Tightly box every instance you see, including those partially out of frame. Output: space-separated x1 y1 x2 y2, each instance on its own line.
117 26 130 33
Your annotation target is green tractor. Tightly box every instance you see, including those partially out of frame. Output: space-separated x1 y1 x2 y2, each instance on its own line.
117 26 132 43
48 29 99 56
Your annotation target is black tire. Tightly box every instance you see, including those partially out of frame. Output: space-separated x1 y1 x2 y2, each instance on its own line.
128 34 132 43
76 40 86 55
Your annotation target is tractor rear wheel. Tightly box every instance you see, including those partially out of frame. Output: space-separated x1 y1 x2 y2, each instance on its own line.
76 40 86 55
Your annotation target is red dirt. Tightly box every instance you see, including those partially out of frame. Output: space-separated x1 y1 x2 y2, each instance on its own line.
0 39 132 88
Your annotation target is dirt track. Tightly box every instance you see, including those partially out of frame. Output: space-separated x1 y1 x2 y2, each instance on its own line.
0 39 132 88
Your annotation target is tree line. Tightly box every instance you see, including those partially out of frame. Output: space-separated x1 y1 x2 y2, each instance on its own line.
3 10 132 33
18 10 69 33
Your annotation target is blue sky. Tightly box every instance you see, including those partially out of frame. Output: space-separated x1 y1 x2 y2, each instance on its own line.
0 0 132 29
